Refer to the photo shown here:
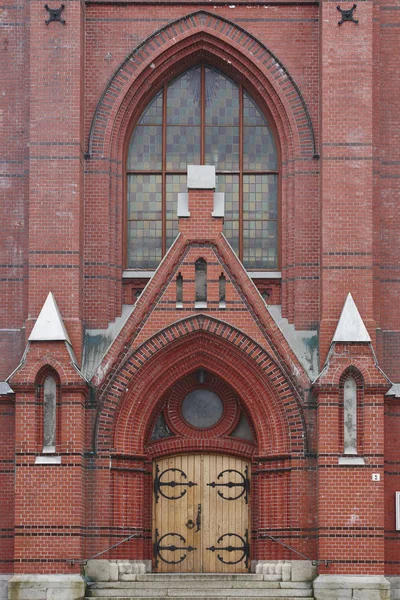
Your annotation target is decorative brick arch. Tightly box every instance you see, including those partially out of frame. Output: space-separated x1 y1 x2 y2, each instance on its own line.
317 356 389 389
95 316 306 458
87 10 316 160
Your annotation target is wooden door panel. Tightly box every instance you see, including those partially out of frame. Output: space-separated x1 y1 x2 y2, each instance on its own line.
153 455 201 573
153 454 249 573
202 455 249 573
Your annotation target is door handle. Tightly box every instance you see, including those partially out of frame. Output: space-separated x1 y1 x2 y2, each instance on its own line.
196 503 201 532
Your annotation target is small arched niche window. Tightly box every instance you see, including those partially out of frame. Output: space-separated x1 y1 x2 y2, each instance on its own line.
42 374 57 453
195 258 207 308
126 63 278 271
343 375 357 455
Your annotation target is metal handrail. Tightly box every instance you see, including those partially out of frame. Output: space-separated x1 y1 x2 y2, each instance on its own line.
67 533 143 565
259 533 330 566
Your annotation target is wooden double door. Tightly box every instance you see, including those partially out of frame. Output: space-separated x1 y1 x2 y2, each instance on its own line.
153 454 250 573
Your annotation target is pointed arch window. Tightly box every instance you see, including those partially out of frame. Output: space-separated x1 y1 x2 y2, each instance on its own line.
43 375 57 452
127 63 278 271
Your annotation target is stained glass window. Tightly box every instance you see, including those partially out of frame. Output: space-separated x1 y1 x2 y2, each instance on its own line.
127 64 278 270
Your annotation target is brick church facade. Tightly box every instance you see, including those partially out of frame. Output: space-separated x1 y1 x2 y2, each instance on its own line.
1 0 400 598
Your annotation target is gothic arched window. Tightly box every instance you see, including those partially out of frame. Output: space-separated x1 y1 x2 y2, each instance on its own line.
127 64 278 271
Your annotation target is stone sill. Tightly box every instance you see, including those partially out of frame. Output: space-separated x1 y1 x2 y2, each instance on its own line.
35 455 62 465
338 456 366 466
123 270 282 280
195 301 207 309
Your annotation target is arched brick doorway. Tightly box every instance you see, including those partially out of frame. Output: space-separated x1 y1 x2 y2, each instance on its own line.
93 317 313 570
149 369 254 572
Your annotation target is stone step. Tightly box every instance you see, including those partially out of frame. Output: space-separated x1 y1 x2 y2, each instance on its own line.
88 581 312 590
137 574 266 581
86 588 313 598
85 597 314 600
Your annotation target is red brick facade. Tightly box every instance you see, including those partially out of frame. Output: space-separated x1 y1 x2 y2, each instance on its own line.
1 0 400 592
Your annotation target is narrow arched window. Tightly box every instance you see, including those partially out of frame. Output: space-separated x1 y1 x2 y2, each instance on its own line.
343 376 357 455
176 272 183 308
195 258 207 307
219 272 226 308
43 375 57 452
126 63 278 271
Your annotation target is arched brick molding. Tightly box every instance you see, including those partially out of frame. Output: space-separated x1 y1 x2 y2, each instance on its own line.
318 357 387 388
95 315 307 458
87 10 316 159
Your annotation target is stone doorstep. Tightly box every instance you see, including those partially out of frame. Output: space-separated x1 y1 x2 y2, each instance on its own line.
89 581 312 589
86 597 314 600
136 575 265 581
313 575 391 590
86 588 313 598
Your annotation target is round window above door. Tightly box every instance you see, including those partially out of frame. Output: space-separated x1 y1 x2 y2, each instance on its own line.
181 389 224 429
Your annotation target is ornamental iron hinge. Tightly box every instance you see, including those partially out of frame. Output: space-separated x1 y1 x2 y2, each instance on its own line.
207 466 250 504
153 529 196 567
207 529 250 569
153 465 197 503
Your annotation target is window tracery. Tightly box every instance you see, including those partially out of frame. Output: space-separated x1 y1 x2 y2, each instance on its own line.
127 63 278 270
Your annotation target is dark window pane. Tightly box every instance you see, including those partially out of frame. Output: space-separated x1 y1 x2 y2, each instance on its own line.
216 174 239 253
166 175 187 250
243 126 277 171
138 90 163 125
127 174 162 220
243 174 278 221
181 389 223 428
195 258 207 303
243 92 265 126
166 126 201 170
127 174 162 269
230 412 254 442
43 376 56 448
167 67 201 125
205 126 239 170
151 412 173 441
127 125 162 170
243 92 277 171
243 174 278 269
127 221 162 269
176 273 183 304
219 273 226 303
205 68 239 125
243 220 277 269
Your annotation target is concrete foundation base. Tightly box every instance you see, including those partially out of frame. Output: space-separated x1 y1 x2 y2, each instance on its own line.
313 575 390 600
0 576 12 600
8 575 85 600
387 577 400 600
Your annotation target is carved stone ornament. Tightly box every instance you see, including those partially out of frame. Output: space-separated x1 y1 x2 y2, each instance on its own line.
337 4 358 26
44 4 66 25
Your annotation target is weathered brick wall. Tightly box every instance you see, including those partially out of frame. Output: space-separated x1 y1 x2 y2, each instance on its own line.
0 396 15 574
1 0 400 581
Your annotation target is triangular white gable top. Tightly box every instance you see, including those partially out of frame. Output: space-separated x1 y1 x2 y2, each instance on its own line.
332 293 371 343
29 292 71 343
